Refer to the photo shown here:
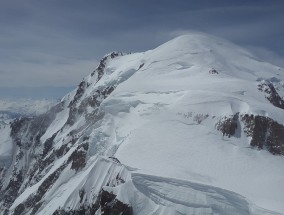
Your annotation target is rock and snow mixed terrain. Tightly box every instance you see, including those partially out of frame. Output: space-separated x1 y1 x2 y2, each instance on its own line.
0 99 56 170
0 33 284 215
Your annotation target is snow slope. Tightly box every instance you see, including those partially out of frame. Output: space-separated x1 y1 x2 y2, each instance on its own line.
1 33 284 215
108 35 284 212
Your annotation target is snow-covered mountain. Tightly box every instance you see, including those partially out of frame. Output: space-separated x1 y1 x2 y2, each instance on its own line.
0 33 284 215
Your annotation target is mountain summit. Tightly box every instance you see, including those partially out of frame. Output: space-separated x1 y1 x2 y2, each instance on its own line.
1 33 284 215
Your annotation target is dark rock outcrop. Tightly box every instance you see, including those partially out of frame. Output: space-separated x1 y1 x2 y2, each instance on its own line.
216 113 284 155
68 143 89 171
91 52 123 79
209 68 218 74
66 85 115 127
2 170 23 213
69 81 87 108
258 81 284 109
42 132 58 157
216 113 239 137
52 189 133 215
99 190 133 215
242 114 284 155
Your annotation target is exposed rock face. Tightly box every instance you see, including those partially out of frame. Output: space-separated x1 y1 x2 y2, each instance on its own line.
242 114 284 155
216 113 284 155
72 52 123 107
91 52 123 79
99 190 133 215
66 51 123 126
258 81 284 109
209 68 218 74
2 170 23 215
66 86 115 127
216 113 239 137
68 143 89 171
52 189 133 215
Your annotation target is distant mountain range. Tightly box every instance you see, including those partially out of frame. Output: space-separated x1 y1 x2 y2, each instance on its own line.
0 99 57 126
0 87 74 100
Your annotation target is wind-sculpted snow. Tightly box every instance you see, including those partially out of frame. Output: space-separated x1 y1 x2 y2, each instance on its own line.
0 33 284 214
128 173 281 215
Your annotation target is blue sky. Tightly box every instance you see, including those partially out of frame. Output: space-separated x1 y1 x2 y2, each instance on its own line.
0 0 283 96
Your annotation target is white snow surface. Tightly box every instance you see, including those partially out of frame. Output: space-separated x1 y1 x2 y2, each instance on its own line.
6 33 284 214
104 34 284 213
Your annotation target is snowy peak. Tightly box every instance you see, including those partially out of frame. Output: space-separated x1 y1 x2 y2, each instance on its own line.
0 33 284 215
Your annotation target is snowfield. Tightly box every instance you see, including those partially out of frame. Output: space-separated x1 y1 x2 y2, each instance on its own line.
1 33 284 215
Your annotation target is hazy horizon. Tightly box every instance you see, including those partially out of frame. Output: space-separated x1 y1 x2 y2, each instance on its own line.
0 86 74 100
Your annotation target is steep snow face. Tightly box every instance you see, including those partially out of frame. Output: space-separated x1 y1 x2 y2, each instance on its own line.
1 33 284 215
